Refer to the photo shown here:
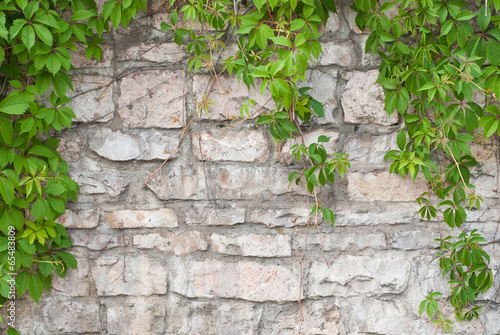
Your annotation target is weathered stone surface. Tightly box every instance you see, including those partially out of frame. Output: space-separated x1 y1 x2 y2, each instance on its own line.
119 42 187 63
348 171 428 201
166 294 261 335
280 128 339 163
302 70 338 123
308 255 411 297
119 70 185 128
319 13 340 34
171 258 300 301
211 233 291 257
193 74 274 120
472 175 498 198
133 231 208 255
67 75 114 123
334 201 418 226
260 300 344 335
70 169 129 198
102 208 179 228
106 297 165 334
90 128 178 161
91 255 167 296
342 70 399 125
148 163 306 200
344 133 398 163
304 233 386 251
50 258 90 297
8 297 101 333
69 231 129 250
71 43 113 68
250 206 310 228
318 41 358 67
193 128 270 162
183 206 245 226
56 209 99 229
391 231 440 250
56 127 86 162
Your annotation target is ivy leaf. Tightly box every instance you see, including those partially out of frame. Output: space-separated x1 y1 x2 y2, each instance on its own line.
270 36 292 48
28 272 43 303
0 116 13 144
0 177 15 205
0 95 29 115
46 53 62 74
21 26 35 50
55 251 78 269
33 24 53 46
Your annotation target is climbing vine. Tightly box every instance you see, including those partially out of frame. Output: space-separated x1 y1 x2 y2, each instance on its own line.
0 0 146 333
351 0 498 332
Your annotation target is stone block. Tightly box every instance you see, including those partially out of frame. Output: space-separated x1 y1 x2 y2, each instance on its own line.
133 231 208 255
119 42 187 63
301 69 338 123
318 41 358 67
166 294 261 335
67 75 114 123
90 128 179 161
147 163 307 200
344 133 398 163
56 209 99 229
193 74 274 120
391 231 440 250
192 128 270 162
334 201 418 226
102 208 179 228
308 255 411 297
69 231 129 250
50 257 90 297
171 258 300 301
106 297 165 334
347 171 428 202
303 233 386 251
119 70 185 128
91 255 167 296
183 206 245 226
56 127 86 162
249 206 311 228
342 70 399 125
210 233 291 257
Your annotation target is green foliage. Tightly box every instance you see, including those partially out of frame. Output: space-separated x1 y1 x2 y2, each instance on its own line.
351 0 497 330
163 0 349 227
0 0 145 330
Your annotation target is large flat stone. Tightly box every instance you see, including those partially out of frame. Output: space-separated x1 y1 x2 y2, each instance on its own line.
119 42 187 63
55 209 99 229
250 206 311 228
192 128 270 162
318 41 358 67
308 255 411 297
67 75 114 123
106 297 165 334
342 70 399 125
171 258 300 301
183 206 245 226
91 255 167 296
210 233 291 257
133 231 208 255
102 208 179 228
119 70 185 128
90 128 179 161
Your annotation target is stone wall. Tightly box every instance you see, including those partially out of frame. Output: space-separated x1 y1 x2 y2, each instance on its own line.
6 1 500 334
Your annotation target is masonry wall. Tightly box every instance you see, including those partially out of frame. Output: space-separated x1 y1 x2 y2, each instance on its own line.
5 1 500 334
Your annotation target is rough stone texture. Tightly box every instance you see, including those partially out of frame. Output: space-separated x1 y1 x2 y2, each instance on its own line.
304 232 387 251
193 128 270 162
171 258 301 301
302 69 339 123
183 206 245 226
345 133 398 163
91 255 167 296
102 208 179 228
106 297 165 334
90 128 178 161
318 41 358 67
342 70 399 125
210 233 292 257
133 231 208 255
55 209 99 228
148 163 307 200
249 206 311 228
69 231 129 250
391 231 440 250
308 255 411 297
67 75 115 122
50 258 90 297
193 74 274 120
119 42 187 63
348 171 428 201
119 70 185 128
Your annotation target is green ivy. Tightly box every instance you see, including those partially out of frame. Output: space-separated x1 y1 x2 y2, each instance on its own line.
0 0 146 332
352 0 496 330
